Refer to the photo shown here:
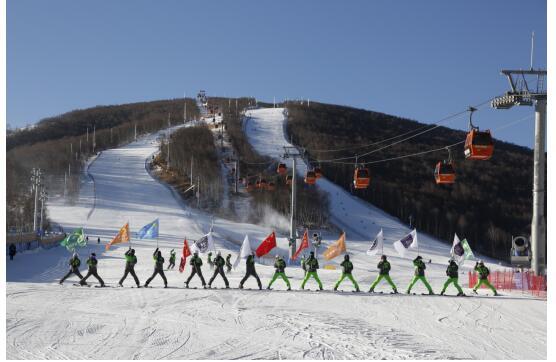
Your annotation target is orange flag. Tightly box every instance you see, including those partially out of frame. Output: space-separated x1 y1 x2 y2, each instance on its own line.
106 222 130 251
292 229 309 260
323 232 346 260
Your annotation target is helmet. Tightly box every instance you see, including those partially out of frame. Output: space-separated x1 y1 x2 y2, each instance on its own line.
91 253 96 257
310 251 315 256
479 260 484 265
72 252 78 258
381 255 387 260
416 255 422 260
194 251 199 256
275 255 280 259
217 251 221 256
344 254 350 260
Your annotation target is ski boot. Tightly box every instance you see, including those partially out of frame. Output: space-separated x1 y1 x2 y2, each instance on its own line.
440 291 445 296
457 292 465 297
238 284 243 289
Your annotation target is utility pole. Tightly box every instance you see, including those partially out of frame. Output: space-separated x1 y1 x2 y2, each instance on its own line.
184 95 188 124
492 66 547 275
134 123 137 141
39 187 48 235
31 168 41 233
93 125 96 153
190 156 194 186
235 158 239 193
197 176 201 208
283 146 304 260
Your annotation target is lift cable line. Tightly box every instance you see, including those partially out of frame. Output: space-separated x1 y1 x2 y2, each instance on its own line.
311 98 496 163
308 113 532 166
309 95 499 155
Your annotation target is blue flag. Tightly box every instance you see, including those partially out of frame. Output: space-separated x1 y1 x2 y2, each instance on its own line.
137 219 159 239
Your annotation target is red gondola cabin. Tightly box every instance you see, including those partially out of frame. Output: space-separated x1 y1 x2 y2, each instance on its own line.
464 129 494 160
434 161 456 184
353 167 370 189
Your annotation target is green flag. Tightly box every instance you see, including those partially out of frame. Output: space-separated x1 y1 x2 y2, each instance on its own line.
60 228 87 251
461 238 475 261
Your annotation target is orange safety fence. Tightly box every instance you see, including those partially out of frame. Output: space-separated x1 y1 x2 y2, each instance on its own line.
468 270 547 299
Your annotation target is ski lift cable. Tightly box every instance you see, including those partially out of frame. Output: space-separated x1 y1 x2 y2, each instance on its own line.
312 114 533 166
308 96 498 155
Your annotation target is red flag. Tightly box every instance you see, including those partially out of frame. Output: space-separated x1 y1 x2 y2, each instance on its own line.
292 229 309 260
179 238 192 273
255 231 277 257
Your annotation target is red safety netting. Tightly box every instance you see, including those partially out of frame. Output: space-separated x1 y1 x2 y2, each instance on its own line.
468 270 546 299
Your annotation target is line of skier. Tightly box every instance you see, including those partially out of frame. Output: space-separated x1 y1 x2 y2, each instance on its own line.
59 248 498 296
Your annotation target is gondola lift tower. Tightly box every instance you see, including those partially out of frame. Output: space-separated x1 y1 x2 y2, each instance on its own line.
491 32 547 275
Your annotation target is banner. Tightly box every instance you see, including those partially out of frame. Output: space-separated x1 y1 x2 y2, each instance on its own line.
323 232 346 260
366 229 383 256
255 231 277 257
451 233 475 265
190 232 215 254
179 238 192 273
393 229 418 257
233 235 253 269
106 222 130 251
292 229 310 260
60 228 87 252
137 219 159 239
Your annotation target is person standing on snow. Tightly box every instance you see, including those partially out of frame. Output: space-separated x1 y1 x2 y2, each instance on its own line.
207 252 214 269
267 255 291 290
79 253 105 287
333 254 360 292
185 251 207 288
118 248 140 287
239 253 262 290
225 254 232 273
440 259 465 296
472 261 498 296
406 255 434 295
8 243 17 261
168 249 176 269
369 255 398 293
144 248 167 288
301 251 323 290
208 251 229 288
300 254 307 276
59 252 83 284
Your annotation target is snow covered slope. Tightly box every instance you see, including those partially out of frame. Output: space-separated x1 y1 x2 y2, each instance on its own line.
6 117 546 359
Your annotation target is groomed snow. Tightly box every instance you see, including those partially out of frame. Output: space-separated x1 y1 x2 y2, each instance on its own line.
6 112 547 359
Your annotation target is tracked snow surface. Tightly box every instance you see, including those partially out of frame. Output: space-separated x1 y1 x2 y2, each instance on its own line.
6 110 546 359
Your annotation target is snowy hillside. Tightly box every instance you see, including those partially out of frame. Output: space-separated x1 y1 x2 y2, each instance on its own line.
6 113 546 359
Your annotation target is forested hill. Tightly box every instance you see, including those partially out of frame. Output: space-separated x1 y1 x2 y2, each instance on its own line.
285 101 537 261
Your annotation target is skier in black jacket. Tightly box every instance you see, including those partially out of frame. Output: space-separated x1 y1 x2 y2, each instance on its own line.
60 252 83 284
79 253 105 287
144 248 167 288
118 248 141 287
239 253 262 290
185 251 206 288
8 243 17 260
208 251 229 288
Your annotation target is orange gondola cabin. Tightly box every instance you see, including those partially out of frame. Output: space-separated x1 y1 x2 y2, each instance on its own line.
246 182 254 192
353 167 370 189
304 171 317 185
314 167 323 179
464 129 494 160
434 161 456 184
277 163 287 175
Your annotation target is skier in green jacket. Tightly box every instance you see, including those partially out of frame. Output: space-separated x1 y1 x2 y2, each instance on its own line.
226 254 232 273
334 254 359 292
267 255 291 290
60 252 83 284
168 249 176 269
301 251 323 290
369 255 398 293
79 253 105 287
144 248 167 288
440 259 464 296
119 248 140 287
300 254 307 276
185 251 206 288
406 255 434 295
472 261 498 296
239 253 262 290
208 251 229 288
207 252 214 269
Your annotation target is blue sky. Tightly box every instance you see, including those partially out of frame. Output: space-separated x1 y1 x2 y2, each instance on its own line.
7 0 546 148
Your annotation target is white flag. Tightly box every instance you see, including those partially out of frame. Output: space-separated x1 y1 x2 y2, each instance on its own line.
393 229 418 257
233 235 252 269
190 231 216 254
366 229 383 256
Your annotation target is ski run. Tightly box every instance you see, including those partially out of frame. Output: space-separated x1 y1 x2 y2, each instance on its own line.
6 108 546 359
